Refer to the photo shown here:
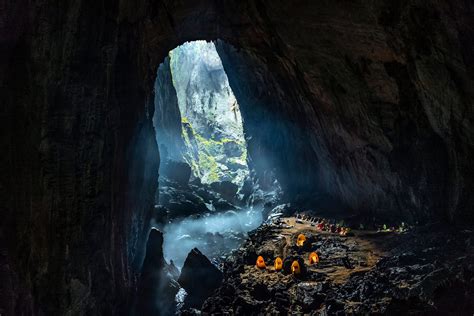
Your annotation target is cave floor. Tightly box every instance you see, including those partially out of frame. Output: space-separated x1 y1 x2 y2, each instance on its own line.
277 218 388 282
199 216 474 315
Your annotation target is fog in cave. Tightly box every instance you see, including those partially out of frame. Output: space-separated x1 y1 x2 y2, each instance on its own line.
3 2 474 315
153 41 268 270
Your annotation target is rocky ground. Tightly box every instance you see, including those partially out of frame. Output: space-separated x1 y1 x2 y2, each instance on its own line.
181 215 474 315
155 158 280 223
154 162 474 315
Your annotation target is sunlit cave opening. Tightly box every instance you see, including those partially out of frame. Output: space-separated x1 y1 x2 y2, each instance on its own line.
171 42 249 186
153 41 268 270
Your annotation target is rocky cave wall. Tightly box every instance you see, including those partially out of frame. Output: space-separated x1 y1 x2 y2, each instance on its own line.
164 41 249 185
1 1 160 314
153 56 184 162
210 1 474 224
1 0 473 314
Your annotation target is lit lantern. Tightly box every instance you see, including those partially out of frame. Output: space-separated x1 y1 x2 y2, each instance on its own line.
309 252 319 264
274 257 283 271
256 256 266 269
291 260 301 275
296 234 306 247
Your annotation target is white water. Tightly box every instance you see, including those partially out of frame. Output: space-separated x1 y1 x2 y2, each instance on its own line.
163 208 263 268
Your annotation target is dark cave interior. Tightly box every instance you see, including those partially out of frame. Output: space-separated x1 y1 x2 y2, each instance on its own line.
1 1 474 315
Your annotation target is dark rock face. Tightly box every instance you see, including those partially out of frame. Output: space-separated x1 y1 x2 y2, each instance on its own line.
210 181 238 202
178 248 223 308
1 0 473 314
160 160 192 186
135 228 179 316
153 57 185 161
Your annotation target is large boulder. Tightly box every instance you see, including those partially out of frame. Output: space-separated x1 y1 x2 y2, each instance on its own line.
178 248 223 308
161 160 192 186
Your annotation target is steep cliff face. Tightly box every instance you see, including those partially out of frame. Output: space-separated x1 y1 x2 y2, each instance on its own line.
153 56 184 162
167 41 249 185
211 2 474 224
1 0 473 314
1 1 159 314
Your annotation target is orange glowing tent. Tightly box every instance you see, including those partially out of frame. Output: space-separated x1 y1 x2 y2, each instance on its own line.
274 257 283 271
291 260 301 275
296 234 306 247
309 252 319 264
256 256 266 269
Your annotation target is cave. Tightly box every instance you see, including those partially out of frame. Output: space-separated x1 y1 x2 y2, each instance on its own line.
153 40 265 270
154 40 250 186
1 1 474 315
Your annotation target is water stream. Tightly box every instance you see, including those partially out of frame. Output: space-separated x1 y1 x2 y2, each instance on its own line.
163 207 263 268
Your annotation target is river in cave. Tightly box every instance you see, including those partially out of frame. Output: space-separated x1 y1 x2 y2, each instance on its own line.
162 207 263 268
153 40 272 270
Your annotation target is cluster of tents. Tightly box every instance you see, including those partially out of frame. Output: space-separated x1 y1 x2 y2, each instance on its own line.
255 234 319 276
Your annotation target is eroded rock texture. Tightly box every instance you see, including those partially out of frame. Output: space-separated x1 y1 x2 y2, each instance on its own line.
1 0 473 314
153 56 184 162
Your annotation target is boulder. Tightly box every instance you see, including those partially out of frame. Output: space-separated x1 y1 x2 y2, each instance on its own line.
161 160 192 186
210 181 238 202
178 248 223 308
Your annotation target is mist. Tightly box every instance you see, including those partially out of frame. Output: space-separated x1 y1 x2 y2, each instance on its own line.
162 207 263 268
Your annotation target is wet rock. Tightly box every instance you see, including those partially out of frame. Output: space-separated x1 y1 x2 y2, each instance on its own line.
178 248 223 308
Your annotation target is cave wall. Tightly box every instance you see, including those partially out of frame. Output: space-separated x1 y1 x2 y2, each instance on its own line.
153 56 184 162
237 0 473 224
216 41 323 199
1 1 159 314
210 1 474 223
1 0 473 314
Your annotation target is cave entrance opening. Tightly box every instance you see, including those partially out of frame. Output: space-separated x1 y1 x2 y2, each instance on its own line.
154 40 250 187
153 40 263 269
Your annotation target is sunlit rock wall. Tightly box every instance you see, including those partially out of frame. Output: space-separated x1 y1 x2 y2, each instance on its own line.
168 41 249 185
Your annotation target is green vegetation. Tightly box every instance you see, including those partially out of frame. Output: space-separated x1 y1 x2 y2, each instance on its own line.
180 116 248 184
